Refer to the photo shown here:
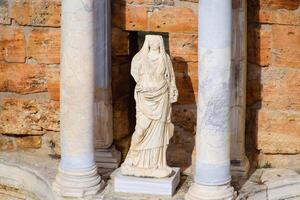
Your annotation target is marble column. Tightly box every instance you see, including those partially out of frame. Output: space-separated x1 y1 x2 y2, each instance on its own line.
52 0 104 198
185 0 235 199
94 0 121 170
230 0 249 183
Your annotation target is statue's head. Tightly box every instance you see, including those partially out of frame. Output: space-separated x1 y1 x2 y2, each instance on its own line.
144 35 165 54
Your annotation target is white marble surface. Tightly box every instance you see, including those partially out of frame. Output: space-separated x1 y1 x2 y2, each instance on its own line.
53 0 103 198
121 35 178 179
186 0 235 199
112 168 180 196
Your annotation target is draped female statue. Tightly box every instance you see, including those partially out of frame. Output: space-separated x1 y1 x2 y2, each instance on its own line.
121 35 178 178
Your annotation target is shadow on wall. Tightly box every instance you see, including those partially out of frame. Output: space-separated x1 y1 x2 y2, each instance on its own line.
110 0 196 171
245 1 264 175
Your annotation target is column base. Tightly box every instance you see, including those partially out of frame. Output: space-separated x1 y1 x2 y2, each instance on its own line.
231 156 250 188
95 145 121 169
231 156 250 178
185 183 236 200
52 165 105 198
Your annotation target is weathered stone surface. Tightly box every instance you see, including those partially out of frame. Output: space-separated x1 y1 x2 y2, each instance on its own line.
0 136 14 151
247 26 271 66
15 136 41 149
0 26 25 62
249 7 300 25
112 27 130 56
149 7 198 33
272 25 300 68
42 131 60 156
257 154 300 171
237 168 300 200
112 3 148 31
256 109 300 154
0 98 59 135
27 28 60 64
0 63 47 94
169 33 198 62
249 0 300 10
172 105 196 132
0 0 10 24
46 66 60 101
11 0 61 27
247 65 300 111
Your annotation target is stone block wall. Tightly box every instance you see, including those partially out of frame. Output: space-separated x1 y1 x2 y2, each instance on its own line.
0 0 299 171
0 0 61 155
246 0 300 170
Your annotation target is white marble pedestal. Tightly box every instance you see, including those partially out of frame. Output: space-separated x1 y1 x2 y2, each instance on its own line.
112 168 180 196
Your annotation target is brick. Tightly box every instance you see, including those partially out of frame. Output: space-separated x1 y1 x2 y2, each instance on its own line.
149 7 198 33
169 33 198 62
112 27 130 56
0 0 10 24
11 0 61 27
46 66 60 101
112 3 148 31
27 28 60 64
248 0 300 25
0 98 59 135
0 26 25 62
247 65 300 111
272 25 300 68
261 0 299 10
15 136 41 149
247 26 271 66
256 109 300 154
0 63 47 94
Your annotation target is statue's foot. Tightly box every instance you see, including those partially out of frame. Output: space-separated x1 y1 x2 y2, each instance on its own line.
150 167 173 178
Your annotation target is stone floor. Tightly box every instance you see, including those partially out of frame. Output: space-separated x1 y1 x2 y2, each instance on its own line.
1 151 300 200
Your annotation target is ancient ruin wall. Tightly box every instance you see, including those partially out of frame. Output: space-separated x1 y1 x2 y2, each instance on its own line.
246 0 300 170
0 0 299 170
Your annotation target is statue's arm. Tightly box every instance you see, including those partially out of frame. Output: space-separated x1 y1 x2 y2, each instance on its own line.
167 55 178 103
131 56 140 83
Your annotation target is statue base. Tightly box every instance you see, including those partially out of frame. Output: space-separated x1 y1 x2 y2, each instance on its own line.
112 167 180 196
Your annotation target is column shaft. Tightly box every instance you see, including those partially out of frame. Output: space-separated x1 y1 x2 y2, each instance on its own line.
53 0 104 198
186 0 235 199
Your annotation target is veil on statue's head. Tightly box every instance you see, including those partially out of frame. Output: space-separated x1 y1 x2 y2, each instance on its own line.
138 35 166 57
131 34 173 83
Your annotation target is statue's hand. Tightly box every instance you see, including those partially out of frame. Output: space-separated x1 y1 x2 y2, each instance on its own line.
170 88 178 103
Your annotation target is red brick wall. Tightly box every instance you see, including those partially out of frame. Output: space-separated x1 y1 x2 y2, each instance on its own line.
247 0 300 169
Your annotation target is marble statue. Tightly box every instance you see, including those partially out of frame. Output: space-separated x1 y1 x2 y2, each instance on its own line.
121 35 178 178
